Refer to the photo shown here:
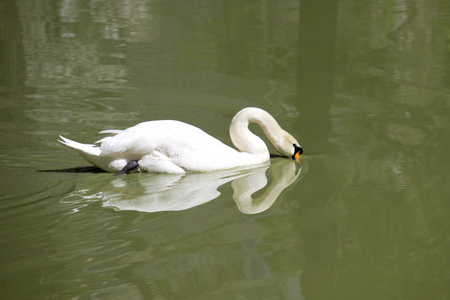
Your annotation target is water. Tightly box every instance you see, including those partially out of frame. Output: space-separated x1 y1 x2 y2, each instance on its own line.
1 0 449 299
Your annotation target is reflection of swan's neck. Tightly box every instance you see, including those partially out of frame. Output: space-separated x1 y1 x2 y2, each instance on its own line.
230 107 290 157
232 160 302 214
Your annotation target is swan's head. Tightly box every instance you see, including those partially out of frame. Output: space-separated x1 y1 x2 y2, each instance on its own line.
274 131 303 161
230 107 303 160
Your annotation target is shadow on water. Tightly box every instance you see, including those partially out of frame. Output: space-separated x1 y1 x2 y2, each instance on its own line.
0 0 26 88
296 0 337 154
39 166 106 173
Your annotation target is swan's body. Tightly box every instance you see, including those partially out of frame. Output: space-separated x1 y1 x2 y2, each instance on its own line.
59 107 302 174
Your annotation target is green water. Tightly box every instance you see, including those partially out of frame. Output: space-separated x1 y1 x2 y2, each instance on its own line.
1 0 450 299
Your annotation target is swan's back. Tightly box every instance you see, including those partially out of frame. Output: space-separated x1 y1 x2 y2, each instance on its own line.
99 120 223 155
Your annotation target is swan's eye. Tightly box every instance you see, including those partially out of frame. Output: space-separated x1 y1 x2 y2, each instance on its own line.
291 144 303 160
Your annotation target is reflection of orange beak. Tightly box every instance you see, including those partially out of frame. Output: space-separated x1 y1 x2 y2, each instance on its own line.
294 151 301 162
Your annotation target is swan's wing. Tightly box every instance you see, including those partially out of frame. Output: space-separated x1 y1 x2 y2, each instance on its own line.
95 129 124 144
99 129 123 135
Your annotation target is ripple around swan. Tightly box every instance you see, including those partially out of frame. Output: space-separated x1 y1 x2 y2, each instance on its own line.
0 171 76 216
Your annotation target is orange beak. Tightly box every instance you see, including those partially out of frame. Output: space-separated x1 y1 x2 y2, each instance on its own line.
292 145 303 161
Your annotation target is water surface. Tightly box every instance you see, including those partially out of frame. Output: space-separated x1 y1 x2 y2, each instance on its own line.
1 0 449 299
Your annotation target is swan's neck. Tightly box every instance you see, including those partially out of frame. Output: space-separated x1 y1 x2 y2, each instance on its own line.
229 108 288 158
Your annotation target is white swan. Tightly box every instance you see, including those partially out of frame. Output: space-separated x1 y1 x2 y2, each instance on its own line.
59 107 303 175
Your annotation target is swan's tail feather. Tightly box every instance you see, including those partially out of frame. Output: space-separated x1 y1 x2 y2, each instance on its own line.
58 136 100 156
58 135 104 167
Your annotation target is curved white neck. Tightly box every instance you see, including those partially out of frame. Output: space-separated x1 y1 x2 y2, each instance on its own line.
229 107 287 158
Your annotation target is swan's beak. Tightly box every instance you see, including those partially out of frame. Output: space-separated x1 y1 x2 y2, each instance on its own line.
292 145 303 162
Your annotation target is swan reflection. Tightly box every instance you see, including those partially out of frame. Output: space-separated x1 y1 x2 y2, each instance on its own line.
102 158 308 214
